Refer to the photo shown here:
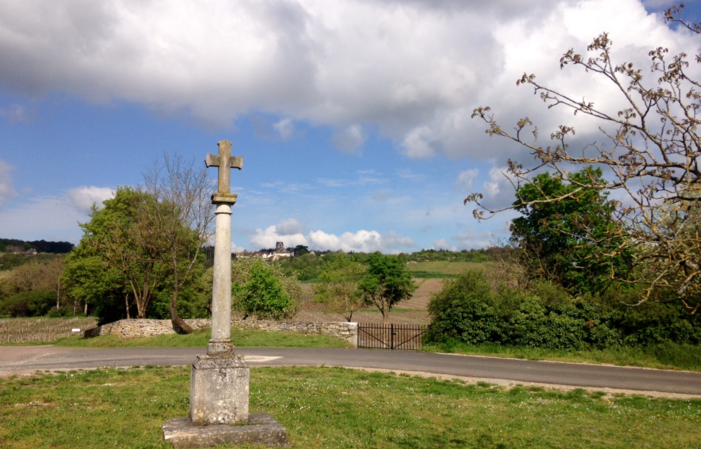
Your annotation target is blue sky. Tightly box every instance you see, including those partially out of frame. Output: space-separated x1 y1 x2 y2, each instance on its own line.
1 0 700 253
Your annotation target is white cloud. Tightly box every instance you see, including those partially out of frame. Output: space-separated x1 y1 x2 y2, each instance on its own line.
276 218 305 235
308 229 414 252
332 124 366 154
273 118 295 140
0 0 695 166
67 186 115 212
249 222 415 253
0 159 17 209
455 168 479 191
250 225 308 249
432 238 456 251
401 126 435 159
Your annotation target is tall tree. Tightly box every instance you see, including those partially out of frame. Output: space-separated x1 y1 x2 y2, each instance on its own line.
359 252 416 323
72 187 169 319
510 167 633 295
142 154 214 333
468 5 701 312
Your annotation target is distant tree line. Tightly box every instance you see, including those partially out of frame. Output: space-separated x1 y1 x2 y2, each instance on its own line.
0 239 74 254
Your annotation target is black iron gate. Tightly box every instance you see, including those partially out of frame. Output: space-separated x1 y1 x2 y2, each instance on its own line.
357 323 426 350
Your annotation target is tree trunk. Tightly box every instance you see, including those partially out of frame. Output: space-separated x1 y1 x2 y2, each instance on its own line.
124 294 131 319
84 302 88 315
170 286 193 334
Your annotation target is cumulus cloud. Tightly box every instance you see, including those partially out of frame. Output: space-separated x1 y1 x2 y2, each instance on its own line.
308 229 414 252
0 0 695 164
276 218 306 235
0 159 17 209
249 220 415 252
273 118 295 140
332 124 366 154
455 168 479 192
67 186 115 211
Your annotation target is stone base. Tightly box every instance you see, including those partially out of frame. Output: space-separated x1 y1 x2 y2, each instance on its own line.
190 353 249 425
163 414 289 448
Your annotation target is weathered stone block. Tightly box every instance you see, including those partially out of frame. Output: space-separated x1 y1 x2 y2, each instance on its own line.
189 354 249 425
163 413 288 448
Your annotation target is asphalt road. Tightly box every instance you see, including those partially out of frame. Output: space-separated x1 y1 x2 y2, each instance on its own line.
1 345 700 396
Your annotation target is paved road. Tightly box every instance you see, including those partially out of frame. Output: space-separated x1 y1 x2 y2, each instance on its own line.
1 346 700 395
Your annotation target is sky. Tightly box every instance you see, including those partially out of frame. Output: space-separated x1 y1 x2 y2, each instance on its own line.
1 0 700 253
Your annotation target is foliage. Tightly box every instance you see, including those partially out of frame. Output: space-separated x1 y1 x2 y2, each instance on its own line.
141 153 214 333
0 289 55 317
61 252 126 323
469 11 701 311
510 167 633 295
313 253 366 321
426 271 701 350
359 252 416 322
231 258 300 320
63 187 171 320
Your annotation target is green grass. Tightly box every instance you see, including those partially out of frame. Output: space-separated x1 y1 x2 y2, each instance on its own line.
0 366 699 448
423 340 701 372
405 261 489 278
49 328 350 349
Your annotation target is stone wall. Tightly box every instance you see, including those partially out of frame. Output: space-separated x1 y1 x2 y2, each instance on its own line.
84 319 358 347
232 320 358 347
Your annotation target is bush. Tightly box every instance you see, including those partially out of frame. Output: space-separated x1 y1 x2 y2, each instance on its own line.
0 289 56 317
426 270 701 350
231 259 300 320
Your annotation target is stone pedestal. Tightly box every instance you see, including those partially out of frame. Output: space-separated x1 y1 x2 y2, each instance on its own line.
163 414 288 449
189 353 249 425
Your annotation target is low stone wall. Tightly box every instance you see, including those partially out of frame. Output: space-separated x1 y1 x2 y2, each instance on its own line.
83 319 210 339
84 319 358 347
232 320 358 347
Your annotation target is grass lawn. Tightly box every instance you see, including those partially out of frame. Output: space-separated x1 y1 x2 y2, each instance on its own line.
405 261 489 278
48 328 351 349
423 341 701 373
0 366 699 448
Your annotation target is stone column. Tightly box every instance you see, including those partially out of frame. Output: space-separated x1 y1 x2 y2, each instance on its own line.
208 203 233 355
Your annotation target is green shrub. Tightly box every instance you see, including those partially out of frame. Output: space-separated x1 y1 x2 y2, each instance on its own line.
231 259 299 320
426 270 701 350
0 289 55 317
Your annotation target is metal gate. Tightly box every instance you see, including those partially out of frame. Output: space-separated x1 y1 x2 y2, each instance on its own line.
357 323 426 350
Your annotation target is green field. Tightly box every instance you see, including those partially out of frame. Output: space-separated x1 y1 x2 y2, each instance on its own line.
405 261 489 278
1 366 699 448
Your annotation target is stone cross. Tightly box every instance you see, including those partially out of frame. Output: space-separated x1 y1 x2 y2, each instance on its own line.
202 140 243 356
162 140 287 446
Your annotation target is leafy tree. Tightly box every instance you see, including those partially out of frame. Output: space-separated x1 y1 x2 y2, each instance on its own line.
231 258 300 320
313 253 366 321
62 251 131 322
468 6 701 312
510 167 633 295
359 252 416 323
141 153 214 333
68 187 170 319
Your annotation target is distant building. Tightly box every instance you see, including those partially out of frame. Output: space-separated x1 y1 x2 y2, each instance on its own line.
235 241 293 261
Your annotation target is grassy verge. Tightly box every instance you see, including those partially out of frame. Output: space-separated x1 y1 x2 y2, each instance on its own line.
1 366 699 448
49 328 350 349
423 340 701 372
